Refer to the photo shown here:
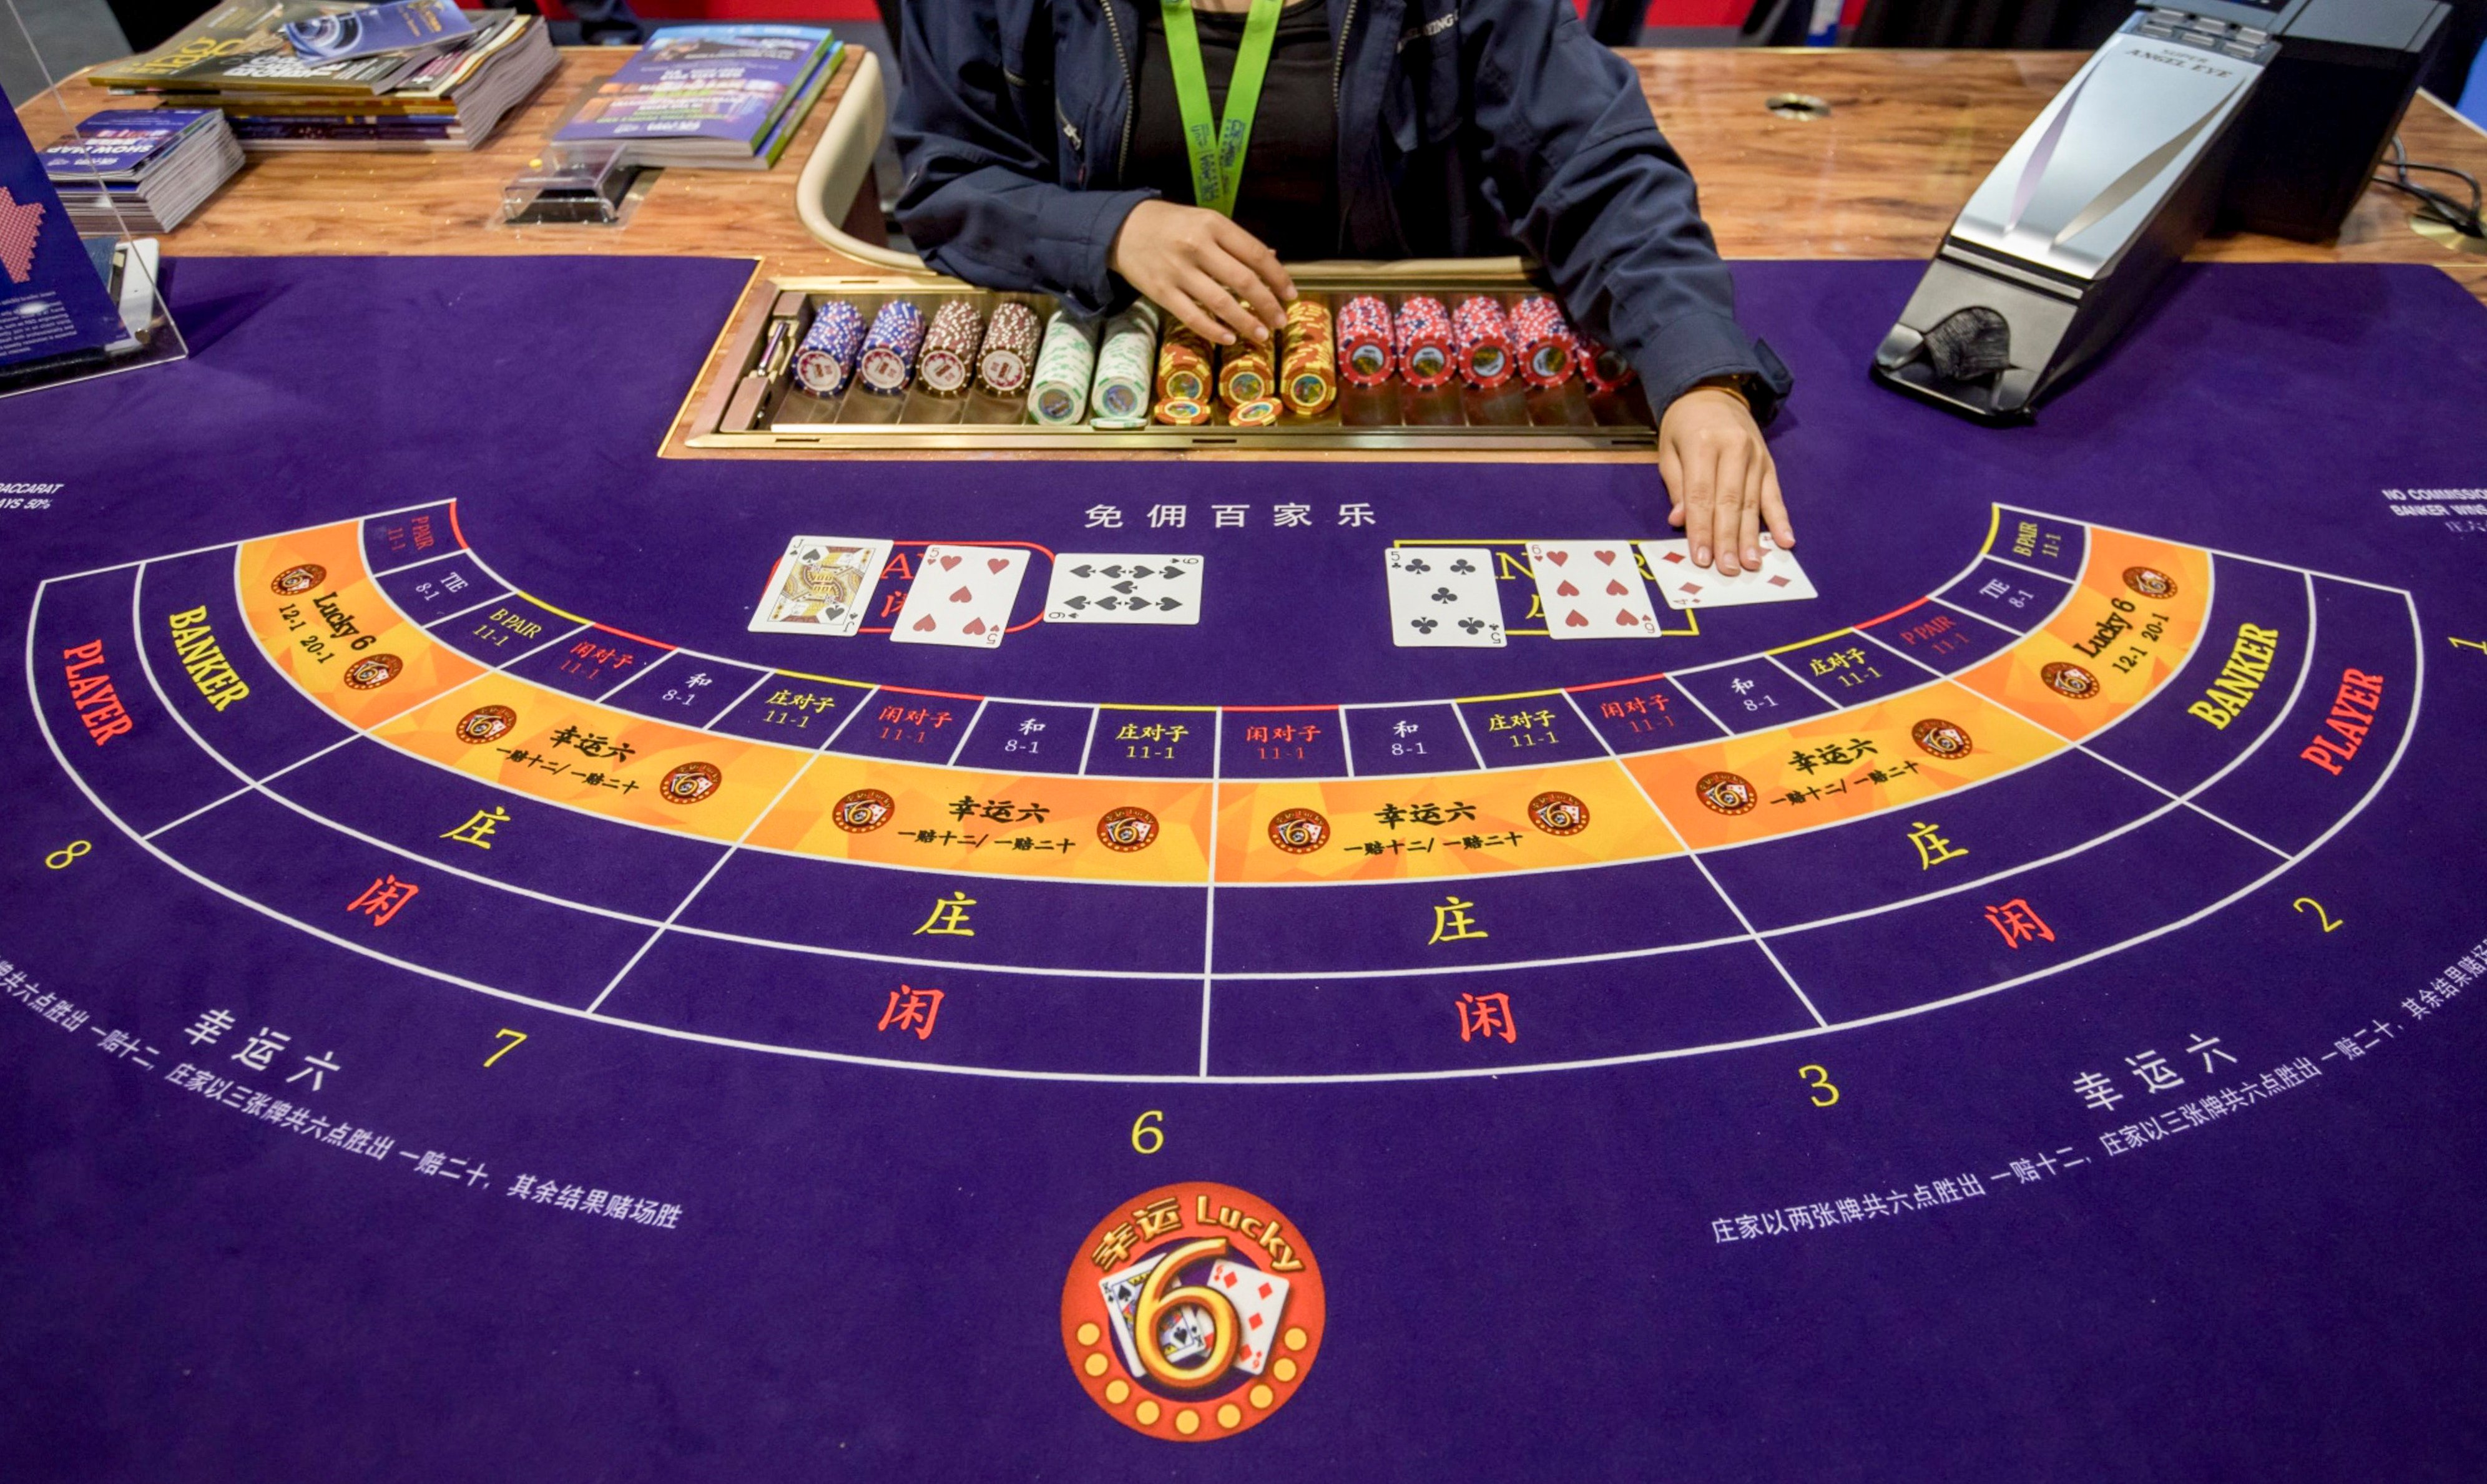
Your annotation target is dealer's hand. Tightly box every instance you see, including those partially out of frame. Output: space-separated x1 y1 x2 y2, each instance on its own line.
1109 200 1295 347
1658 385 1793 577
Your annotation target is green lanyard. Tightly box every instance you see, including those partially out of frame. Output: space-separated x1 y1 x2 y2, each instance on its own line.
1160 0 1284 219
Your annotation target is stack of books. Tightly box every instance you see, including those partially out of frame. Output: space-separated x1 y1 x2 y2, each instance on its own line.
38 109 245 233
553 24 843 171
87 2 557 152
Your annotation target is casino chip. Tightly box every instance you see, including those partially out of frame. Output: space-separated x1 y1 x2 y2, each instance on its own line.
2042 661 2102 699
1268 808 1330 854
792 299 865 398
1097 806 1160 852
1527 791 1591 836
270 564 326 597
2123 567 2178 599
858 300 928 396
832 788 895 832
916 298 986 396
1451 295 1516 390
659 762 723 805
1576 334 1636 394
341 654 401 691
1336 294 1394 387
1910 718 1973 759
1694 771 1757 816
1395 296 1454 389
977 301 1042 397
1510 295 1579 388
454 705 516 746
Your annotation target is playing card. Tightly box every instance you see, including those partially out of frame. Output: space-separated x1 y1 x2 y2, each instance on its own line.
1640 533 1818 610
890 544 1031 649
746 535 892 637
1207 1258 1292 1375
1157 1304 1212 1365
1384 545 1504 648
1528 540 1659 639
1097 1255 1164 1376
1043 553 1204 625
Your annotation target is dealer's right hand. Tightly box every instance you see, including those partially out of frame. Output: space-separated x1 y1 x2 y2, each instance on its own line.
1109 200 1295 347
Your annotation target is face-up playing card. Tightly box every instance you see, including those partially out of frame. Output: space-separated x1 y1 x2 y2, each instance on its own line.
1157 1304 1213 1365
1528 540 1660 638
1043 553 1204 625
747 535 893 637
890 544 1031 649
1640 532 1818 610
1385 546 1504 648
1207 1258 1291 1375
1097 1255 1164 1377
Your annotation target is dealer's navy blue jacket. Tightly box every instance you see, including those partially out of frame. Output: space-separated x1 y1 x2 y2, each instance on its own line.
891 0 1791 417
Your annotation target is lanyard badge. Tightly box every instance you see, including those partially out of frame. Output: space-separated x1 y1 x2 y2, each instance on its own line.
1160 0 1285 218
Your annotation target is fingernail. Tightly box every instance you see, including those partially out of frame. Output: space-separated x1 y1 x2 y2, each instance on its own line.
1747 546 1762 566
1694 545 1710 566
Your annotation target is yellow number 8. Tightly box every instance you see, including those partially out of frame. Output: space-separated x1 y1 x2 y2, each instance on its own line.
1132 1236 1239 1390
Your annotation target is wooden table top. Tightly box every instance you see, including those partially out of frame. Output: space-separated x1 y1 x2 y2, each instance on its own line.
22 45 2484 296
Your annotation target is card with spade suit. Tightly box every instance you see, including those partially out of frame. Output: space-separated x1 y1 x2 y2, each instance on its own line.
1042 553 1204 625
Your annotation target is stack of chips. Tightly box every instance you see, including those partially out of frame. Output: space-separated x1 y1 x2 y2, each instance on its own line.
916 299 986 396
1395 295 1454 389
858 300 928 395
978 301 1042 398
1156 325 1214 424
1091 301 1160 427
1576 333 1636 395
1217 339 1273 406
1280 299 1337 416
791 299 865 398
1029 311 1101 426
1451 295 1516 390
1337 294 1394 386
1510 295 1579 388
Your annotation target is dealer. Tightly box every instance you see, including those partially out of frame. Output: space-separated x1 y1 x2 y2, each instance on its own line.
893 0 1796 577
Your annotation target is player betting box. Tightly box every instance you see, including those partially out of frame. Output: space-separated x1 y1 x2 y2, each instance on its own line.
687 272 1659 452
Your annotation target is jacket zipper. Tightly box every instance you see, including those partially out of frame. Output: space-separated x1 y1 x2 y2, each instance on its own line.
1332 0 1360 113
1100 0 1137 181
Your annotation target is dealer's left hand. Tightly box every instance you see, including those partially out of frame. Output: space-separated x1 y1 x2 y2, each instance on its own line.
1657 386 1792 578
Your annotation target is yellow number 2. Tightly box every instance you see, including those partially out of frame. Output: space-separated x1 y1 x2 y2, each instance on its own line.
1799 1064 1840 1108
2292 898 2344 933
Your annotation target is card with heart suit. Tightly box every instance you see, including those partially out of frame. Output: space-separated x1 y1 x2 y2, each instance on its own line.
1527 540 1660 639
1043 553 1204 625
747 535 893 637
1383 546 1504 648
891 544 1031 648
1207 1257 1292 1375
1640 533 1818 610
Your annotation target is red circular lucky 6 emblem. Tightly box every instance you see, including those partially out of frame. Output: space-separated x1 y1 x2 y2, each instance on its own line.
1062 1181 1326 1442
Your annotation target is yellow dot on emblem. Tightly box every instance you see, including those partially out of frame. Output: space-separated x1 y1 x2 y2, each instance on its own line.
1217 1404 1243 1429
1082 1353 1108 1377
1105 1379 1131 1405
1175 1410 1200 1436
1273 1357 1298 1382
1250 1384 1275 1409
1076 1322 1100 1345
1284 1326 1308 1351
1136 1400 1161 1425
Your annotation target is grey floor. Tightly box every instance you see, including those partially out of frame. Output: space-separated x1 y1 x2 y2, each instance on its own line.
2 0 130 110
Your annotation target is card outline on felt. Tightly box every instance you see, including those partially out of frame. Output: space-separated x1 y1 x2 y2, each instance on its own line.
890 544 1031 649
1384 545 1505 648
747 534 894 637
1042 552 1205 625
1526 539 1660 639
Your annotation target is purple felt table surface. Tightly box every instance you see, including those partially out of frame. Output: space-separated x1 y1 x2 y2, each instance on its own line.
2 253 2485 1482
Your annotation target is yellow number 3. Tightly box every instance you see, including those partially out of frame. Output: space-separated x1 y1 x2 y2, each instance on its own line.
1799 1064 1840 1108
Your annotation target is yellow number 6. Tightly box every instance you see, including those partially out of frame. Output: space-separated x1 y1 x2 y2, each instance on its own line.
1799 1064 1840 1108
1132 1237 1238 1389
1130 1109 1164 1154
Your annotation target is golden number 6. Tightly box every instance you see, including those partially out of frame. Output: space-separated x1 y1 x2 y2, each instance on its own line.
1132 1236 1239 1390
1130 1109 1165 1154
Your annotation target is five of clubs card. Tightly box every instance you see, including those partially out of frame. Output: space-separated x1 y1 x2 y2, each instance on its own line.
1385 546 1505 648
